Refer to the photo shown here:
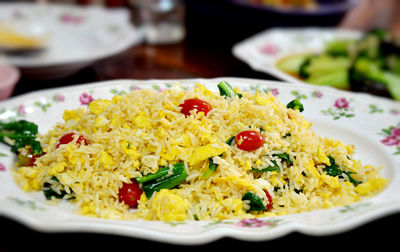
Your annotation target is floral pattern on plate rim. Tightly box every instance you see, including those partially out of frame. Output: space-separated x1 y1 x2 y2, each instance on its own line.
0 79 398 232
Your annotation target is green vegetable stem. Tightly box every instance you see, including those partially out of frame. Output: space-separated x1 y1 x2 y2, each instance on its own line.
242 192 266 212
43 176 75 200
136 162 184 184
140 162 187 198
251 160 280 173
286 99 304 112
217 81 243 98
0 120 42 155
324 156 361 186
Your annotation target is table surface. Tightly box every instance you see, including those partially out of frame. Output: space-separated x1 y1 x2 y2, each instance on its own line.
3 4 400 247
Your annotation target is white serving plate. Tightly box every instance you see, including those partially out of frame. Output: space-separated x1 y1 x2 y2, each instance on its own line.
0 3 143 79
232 27 362 85
0 77 399 245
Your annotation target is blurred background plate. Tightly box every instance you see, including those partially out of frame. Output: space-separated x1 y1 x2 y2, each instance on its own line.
0 3 143 80
232 27 362 84
230 0 358 16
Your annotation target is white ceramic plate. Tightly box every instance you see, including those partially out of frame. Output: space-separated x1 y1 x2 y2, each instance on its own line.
0 77 400 245
232 27 362 85
0 3 142 79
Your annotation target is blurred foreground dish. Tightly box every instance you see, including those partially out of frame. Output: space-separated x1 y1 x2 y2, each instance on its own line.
0 3 142 80
0 25 44 51
0 23 48 55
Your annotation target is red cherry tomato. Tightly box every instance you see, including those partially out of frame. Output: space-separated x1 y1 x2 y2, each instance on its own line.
56 132 88 148
263 190 273 212
118 179 143 208
179 98 212 117
235 130 264 151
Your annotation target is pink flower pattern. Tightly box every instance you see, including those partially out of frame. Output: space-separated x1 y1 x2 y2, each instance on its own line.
270 88 279 97
60 14 85 24
334 97 350 109
235 218 277 228
381 127 400 147
260 43 278 55
321 97 354 120
0 163 5 172
79 92 95 105
56 94 65 102
17 104 27 115
312 91 323 98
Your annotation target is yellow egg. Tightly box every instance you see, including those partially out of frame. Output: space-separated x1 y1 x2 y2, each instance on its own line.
321 174 340 189
63 109 79 121
120 140 141 160
195 83 215 97
355 177 388 195
214 176 254 191
160 149 176 161
111 95 123 104
254 90 275 105
80 202 97 217
99 151 114 169
88 99 112 115
244 161 252 171
110 113 121 128
305 160 320 178
48 162 67 176
255 159 262 166
317 147 331 165
189 143 226 165
18 166 39 178
222 198 244 216
133 112 151 129
150 189 188 221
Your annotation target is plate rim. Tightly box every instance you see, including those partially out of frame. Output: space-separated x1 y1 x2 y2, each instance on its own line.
1 77 400 245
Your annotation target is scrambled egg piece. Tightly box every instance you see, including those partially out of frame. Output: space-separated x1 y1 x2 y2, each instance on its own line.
132 112 151 129
254 90 275 106
355 177 388 196
99 151 114 169
214 176 255 191
88 99 112 115
316 148 331 165
305 160 320 178
222 198 245 216
48 162 67 176
196 83 215 97
189 143 226 165
321 174 340 189
14 167 40 191
150 189 188 221
120 140 141 160
65 145 85 166
63 109 83 122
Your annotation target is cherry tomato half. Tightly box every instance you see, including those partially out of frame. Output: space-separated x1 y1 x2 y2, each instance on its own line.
179 98 212 117
264 190 273 212
56 132 88 148
235 130 264 151
118 179 143 208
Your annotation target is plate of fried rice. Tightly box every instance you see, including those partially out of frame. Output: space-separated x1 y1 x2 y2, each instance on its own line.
0 77 399 244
